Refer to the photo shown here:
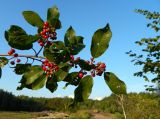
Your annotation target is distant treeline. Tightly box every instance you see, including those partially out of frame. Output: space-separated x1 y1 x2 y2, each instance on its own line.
0 89 160 119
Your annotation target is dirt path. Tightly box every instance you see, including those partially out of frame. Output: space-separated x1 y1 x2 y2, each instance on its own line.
91 112 113 119
33 111 113 119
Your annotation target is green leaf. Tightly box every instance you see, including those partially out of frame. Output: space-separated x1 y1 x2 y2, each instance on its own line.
104 72 127 94
77 59 95 71
91 23 112 58
0 57 8 79
0 57 8 67
74 75 93 102
20 66 44 85
64 26 76 46
44 42 70 64
46 77 58 93
14 64 31 75
5 25 39 50
18 66 47 90
64 27 85 55
70 36 85 55
22 11 44 28
31 74 47 90
54 63 71 82
63 72 79 86
47 6 60 20
47 6 61 29
54 69 68 82
49 18 62 29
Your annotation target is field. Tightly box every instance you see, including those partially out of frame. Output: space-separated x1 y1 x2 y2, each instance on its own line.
0 90 160 119
0 110 114 119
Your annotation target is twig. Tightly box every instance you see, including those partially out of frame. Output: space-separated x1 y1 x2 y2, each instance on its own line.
115 94 127 119
32 48 37 56
0 54 45 59
0 54 45 63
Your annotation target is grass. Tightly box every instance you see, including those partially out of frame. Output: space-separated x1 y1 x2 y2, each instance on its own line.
0 111 36 119
70 110 92 119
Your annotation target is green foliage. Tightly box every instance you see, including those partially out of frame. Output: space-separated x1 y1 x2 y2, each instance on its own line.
47 6 61 29
0 57 8 67
44 41 70 64
63 72 79 86
1 89 160 119
64 26 85 55
0 6 126 103
76 59 95 71
46 77 58 93
5 25 39 50
104 72 127 94
17 66 47 90
14 64 31 75
74 76 93 102
54 69 68 81
0 57 8 78
91 23 112 58
23 11 44 28
127 9 160 90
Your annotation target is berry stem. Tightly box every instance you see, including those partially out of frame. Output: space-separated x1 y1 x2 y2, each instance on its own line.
32 48 37 56
0 54 45 62
36 46 44 57
36 39 48 56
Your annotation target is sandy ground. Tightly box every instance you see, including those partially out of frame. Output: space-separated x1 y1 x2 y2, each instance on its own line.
34 111 113 119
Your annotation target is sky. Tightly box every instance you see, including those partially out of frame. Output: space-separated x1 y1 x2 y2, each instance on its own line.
0 0 159 99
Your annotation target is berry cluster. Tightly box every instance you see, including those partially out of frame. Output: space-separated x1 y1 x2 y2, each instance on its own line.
8 48 21 65
68 56 106 78
91 62 106 77
42 59 59 76
41 21 57 40
38 22 57 47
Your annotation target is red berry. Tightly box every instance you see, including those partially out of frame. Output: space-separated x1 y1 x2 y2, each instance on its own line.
100 63 106 68
11 48 15 53
47 41 52 45
16 59 21 63
42 35 48 39
40 31 45 35
53 32 57 36
38 39 42 43
70 55 74 61
44 22 49 27
43 59 49 64
43 29 47 33
55 66 59 71
91 73 95 77
39 42 44 46
14 53 18 57
8 51 12 55
49 63 54 68
42 66 47 71
75 57 80 62
78 72 84 78
46 28 50 32
10 61 15 65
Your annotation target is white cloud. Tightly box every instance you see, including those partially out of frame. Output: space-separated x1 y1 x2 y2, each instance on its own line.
68 95 74 98
93 97 103 101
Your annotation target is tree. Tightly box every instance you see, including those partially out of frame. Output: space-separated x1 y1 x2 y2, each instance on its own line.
127 9 160 92
0 6 127 117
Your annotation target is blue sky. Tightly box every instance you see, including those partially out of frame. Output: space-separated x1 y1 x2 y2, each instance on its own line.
0 0 159 99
